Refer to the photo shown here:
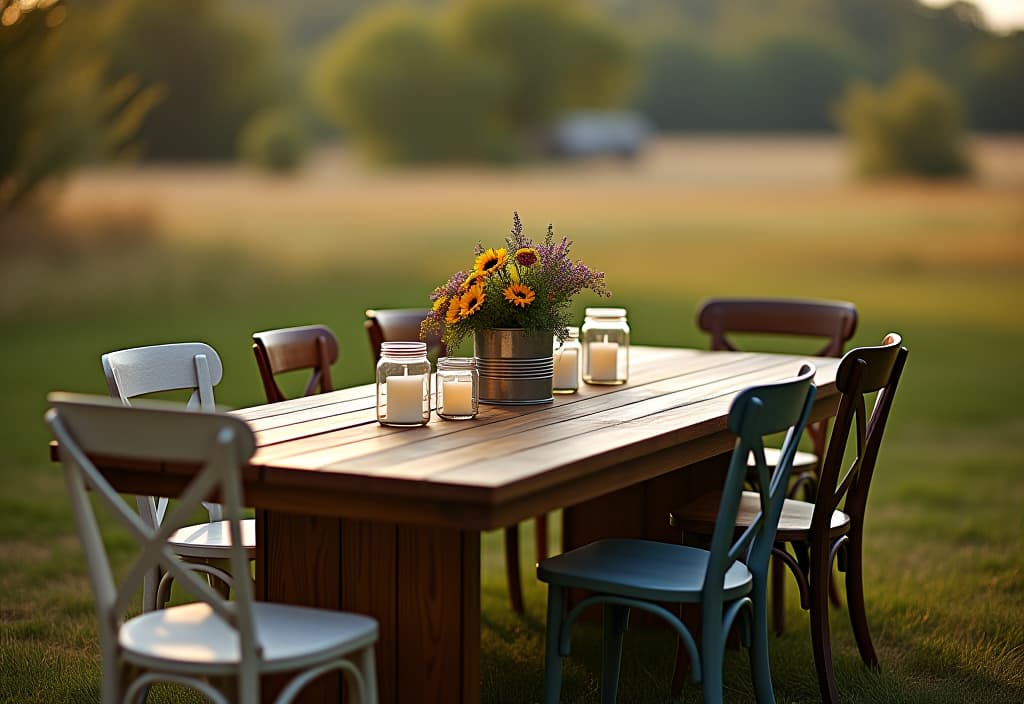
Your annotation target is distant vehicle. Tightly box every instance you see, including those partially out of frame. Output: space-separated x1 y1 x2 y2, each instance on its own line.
547 111 652 159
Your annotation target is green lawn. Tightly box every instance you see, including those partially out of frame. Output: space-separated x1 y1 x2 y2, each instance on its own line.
1 138 1022 702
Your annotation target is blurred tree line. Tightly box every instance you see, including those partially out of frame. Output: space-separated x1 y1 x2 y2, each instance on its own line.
2 0 1023 211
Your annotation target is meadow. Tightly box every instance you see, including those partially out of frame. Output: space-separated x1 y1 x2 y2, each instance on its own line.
1 136 1022 703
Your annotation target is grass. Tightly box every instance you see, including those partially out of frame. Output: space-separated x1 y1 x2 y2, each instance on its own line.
1 136 1022 702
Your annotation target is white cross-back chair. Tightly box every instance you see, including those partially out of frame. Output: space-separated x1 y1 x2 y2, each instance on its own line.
101 342 257 612
47 392 379 704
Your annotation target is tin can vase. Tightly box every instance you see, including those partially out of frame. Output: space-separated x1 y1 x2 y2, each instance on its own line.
474 328 554 405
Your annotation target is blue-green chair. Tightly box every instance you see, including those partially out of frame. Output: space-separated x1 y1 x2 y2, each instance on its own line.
536 364 817 703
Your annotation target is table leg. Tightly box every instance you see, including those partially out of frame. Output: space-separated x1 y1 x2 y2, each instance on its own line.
257 510 481 704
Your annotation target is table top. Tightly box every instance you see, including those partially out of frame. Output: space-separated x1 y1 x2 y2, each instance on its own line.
218 346 839 531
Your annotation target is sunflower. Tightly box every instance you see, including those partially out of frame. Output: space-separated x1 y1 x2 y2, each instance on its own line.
445 296 462 325
459 282 486 318
503 283 536 308
473 248 507 278
460 270 481 291
514 247 539 267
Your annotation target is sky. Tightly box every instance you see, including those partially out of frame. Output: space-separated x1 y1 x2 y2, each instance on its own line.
921 0 1024 33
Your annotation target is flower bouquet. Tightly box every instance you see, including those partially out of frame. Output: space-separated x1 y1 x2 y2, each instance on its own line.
420 212 611 350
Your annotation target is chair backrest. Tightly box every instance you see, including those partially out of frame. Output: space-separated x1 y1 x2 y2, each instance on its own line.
101 342 225 525
46 393 259 689
364 308 447 363
101 342 223 411
251 324 339 403
812 333 907 541
697 298 858 358
705 365 817 605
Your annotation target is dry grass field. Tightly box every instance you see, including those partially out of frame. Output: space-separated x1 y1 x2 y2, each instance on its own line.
1 135 1023 703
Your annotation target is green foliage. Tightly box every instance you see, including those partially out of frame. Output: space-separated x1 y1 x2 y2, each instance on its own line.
0 1 157 215
104 0 286 161
837 68 971 178
448 0 635 133
311 0 635 163
312 7 505 163
965 35 1024 131
237 107 310 173
637 32 857 131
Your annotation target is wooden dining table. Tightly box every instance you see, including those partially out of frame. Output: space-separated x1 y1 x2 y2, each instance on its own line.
83 346 840 704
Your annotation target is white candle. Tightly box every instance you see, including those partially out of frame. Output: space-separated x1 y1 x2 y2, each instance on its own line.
386 374 424 424
589 341 619 381
553 348 578 390
442 379 474 416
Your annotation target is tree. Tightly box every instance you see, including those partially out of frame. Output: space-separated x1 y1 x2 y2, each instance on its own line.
104 0 285 161
448 0 635 137
0 0 157 216
311 7 504 162
836 68 971 178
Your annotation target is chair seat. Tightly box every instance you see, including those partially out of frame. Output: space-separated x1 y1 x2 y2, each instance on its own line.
168 518 257 560
537 538 752 603
754 447 818 471
672 491 851 543
121 601 378 675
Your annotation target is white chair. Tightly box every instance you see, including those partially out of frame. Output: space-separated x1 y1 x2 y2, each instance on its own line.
47 392 379 704
101 342 256 611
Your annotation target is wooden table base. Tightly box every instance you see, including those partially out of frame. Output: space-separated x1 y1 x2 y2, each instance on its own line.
256 511 480 704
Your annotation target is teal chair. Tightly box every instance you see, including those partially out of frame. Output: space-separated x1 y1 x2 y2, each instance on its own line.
536 365 817 704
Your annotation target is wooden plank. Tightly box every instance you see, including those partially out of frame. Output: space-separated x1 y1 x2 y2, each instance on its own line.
341 519 398 704
396 525 479 704
260 510 342 703
259 354 808 481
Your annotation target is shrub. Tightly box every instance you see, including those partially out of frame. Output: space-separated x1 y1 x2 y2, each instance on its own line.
311 7 505 163
238 107 310 173
836 67 971 178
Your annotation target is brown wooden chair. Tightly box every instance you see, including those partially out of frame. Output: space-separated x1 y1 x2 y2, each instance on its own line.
364 308 447 363
697 296 858 633
671 334 908 703
252 324 339 404
363 308 543 615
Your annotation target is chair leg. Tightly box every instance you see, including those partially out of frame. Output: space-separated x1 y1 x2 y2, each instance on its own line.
543 586 566 704
535 513 549 562
601 604 629 704
504 525 524 614
359 646 379 704
748 584 777 704
809 555 840 704
700 625 724 704
844 537 879 670
770 554 786 636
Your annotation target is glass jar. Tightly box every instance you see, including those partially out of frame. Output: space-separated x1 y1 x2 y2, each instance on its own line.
436 357 479 420
376 341 431 426
552 327 581 394
581 308 629 385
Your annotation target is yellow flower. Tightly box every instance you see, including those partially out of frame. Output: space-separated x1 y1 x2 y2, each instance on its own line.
473 248 507 278
445 296 462 325
432 295 448 314
460 271 480 291
503 283 536 308
459 282 486 318
508 265 520 285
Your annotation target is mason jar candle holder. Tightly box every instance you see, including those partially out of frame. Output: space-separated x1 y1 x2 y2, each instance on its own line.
376 341 431 426
582 308 629 385
552 327 581 394
436 357 479 420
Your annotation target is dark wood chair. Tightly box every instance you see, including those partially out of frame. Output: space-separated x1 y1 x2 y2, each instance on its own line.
364 308 447 363
697 296 858 634
252 324 339 404
672 333 908 703
363 308 543 615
